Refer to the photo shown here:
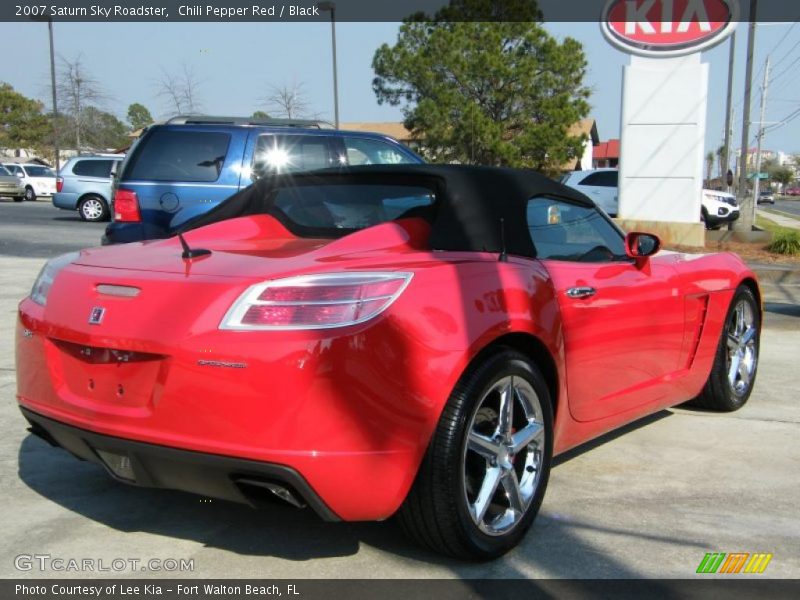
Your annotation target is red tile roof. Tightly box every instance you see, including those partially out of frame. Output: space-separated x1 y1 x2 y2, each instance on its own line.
593 139 620 160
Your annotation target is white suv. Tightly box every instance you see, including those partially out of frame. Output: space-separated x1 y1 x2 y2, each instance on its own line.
2 163 57 201
701 189 739 230
561 169 740 228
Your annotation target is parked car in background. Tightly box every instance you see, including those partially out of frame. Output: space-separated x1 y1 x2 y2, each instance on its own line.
757 189 775 205
53 155 124 222
2 162 56 201
104 115 422 244
0 165 25 202
559 168 619 216
784 187 800 197
701 190 739 230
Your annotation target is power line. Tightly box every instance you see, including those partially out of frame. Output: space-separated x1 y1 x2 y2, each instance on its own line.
771 37 800 71
765 22 797 59
769 54 800 86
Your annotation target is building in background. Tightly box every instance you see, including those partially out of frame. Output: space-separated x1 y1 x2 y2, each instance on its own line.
593 139 620 169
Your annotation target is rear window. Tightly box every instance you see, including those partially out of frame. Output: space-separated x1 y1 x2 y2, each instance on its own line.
0 166 10 176
579 171 618 187
126 130 231 182
23 165 55 177
269 183 435 236
72 160 114 178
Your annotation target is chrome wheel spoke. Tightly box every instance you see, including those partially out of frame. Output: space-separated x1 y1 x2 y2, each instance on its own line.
741 326 756 346
511 421 543 454
736 304 746 337
468 432 500 461
470 466 501 524
501 470 524 514
497 378 514 437
728 352 742 386
726 332 739 351
738 357 751 382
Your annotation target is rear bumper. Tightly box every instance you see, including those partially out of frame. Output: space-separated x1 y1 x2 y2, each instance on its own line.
0 186 24 197
53 192 79 210
21 407 339 521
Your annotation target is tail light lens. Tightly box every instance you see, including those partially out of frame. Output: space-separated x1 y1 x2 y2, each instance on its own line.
220 272 413 330
31 252 80 306
56 177 63 193
113 188 140 222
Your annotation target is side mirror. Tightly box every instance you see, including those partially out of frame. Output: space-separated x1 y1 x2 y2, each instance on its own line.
15 172 24 178
625 232 661 267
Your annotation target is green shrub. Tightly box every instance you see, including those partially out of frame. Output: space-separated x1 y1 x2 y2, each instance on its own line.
767 231 800 255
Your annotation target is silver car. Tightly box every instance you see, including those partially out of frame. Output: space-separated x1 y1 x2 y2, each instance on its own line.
53 155 124 222
0 165 25 202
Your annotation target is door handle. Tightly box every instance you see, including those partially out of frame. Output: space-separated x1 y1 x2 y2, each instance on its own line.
566 287 597 299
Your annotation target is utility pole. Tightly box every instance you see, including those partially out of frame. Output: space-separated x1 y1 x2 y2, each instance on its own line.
751 55 770 225
722 30 736 194
735 1 758 233
47 19 59 170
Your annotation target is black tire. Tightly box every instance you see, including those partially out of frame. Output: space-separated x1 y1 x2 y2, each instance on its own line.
24 186 36 202
693 285 760 412
397 349 553 559
13 196 24 203
78 196 109 222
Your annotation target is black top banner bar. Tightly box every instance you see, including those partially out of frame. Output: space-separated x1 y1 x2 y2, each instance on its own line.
2 0 798 23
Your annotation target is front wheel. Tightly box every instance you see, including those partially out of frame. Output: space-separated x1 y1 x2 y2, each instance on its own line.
24 187 36 202
397 349 553 559
693 285 760 411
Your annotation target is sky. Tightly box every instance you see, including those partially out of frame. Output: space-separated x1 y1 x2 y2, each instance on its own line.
1 20 798 165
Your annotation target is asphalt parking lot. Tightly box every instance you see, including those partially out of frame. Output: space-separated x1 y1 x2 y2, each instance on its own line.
1 200 798 578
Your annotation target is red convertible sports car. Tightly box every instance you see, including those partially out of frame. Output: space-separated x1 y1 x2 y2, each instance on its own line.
16 165 761 559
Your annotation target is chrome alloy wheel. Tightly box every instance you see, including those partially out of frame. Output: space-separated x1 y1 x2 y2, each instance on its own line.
462 375 545 536
726 299 758 396
81 198 104 221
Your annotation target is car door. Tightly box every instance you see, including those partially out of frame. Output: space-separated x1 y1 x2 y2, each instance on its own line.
527 196 685 422
575 171 618 216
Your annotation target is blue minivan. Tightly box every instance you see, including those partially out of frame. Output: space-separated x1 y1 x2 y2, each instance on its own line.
104 116 423 244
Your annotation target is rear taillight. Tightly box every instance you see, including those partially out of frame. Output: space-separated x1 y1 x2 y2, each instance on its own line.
220 272 413 330
56 177 63 193
113 188 140 222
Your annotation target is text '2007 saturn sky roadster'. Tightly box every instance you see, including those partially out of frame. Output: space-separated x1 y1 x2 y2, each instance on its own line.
16 165 761 559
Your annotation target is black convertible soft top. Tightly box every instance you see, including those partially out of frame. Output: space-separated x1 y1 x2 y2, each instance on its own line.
181 164 596 258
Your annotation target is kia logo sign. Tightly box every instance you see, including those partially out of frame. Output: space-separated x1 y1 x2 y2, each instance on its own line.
601 0 739 58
